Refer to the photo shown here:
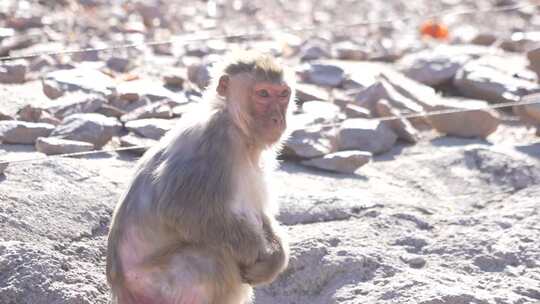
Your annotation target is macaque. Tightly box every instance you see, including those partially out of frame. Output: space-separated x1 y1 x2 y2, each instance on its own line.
106 50 295 304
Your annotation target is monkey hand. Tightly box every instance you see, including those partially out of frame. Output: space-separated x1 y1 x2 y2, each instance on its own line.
240 240 288 286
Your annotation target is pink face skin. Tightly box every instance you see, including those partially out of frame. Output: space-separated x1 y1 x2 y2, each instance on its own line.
250 82 291 143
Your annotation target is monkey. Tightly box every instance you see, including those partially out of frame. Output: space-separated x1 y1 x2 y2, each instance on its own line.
106 50 295 304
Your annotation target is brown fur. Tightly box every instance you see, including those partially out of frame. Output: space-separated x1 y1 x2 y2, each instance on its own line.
106 50 293 304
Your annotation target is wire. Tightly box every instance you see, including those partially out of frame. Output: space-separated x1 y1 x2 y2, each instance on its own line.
1 96 538 167
0 1 538 62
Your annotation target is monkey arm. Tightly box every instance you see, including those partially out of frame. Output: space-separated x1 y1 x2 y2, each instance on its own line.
240 214 289 285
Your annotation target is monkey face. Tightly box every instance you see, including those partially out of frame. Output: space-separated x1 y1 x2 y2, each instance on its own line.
250 82 291 144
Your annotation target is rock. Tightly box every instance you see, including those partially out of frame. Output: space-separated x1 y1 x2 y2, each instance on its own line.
513 94 540 126
187 62 211 89
299 63 345 87
46 93 106 119
527 47 540 80
51 113 122 148
0 111 13 121
116 80 187 103
301 151 372 174
0 161 7 174
29 55 55 72
427 99 500 138
16 105 60 126
454 56 540 103
125 118 175 140
120 101 173 122
300 101 343 124
295 83 330 103
283 125 336 159
0 121 54 144
399 49 470 86
106 56 132 73
35 137 94 155
299 43 330 61
400 253 427 268
16 105 42 122
332 41 368 61
472 32 497 46
0 62 26 83
343 103 371 119
375 99 419 143
95 104 126 118
119 132 158 155
355 79 424 117
42 68 115 99
338 118 397 154
163 68 186 88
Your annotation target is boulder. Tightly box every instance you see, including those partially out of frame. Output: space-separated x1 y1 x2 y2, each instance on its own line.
120 101 173 122
375 99 419 143
301 151 372 174
527 47 540 80
95 104 126 118
0 121 54 144
299 63 345 87
427 99 500 138
125 118 175 140
513 94 540 126
338 118 397 154
46 93 106 119
119 132 158 155
106 56 132 73
42 68 115 99
0 62 26 83
16 105 61 126
51 113 122 148
116 79 188 104
35 137 95 155
163 68 186 88
295 83 330 104
283 125 336 159
399 50 470 86
454 56 540 103
332 41 369 61
0 111 13 121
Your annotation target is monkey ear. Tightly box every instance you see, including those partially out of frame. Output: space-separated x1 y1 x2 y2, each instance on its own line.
217 75 229 97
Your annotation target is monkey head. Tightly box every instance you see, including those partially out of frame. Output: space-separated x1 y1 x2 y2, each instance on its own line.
211 50 296 147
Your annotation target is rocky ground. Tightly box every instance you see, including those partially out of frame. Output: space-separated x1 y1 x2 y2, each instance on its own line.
1 0 540 303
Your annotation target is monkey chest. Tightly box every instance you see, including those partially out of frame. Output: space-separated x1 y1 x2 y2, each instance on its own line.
230 176 267 230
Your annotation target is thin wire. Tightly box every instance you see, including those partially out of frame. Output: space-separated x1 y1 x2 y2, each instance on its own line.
0 1 538 62
1 96 539 167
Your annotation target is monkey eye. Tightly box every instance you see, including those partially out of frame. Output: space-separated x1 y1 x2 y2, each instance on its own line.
279 89 290 97
257 89 270 98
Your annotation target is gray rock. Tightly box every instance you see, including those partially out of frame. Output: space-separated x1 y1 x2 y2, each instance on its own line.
35 137 94 155
299 63 345 87
427 99 500 138
400 253 427 268
119 132 158 155
95 104 126 118
125 118 175 140
120 101 173 122
375 99 419 143
116 79 187 103
283 125 336 159
300 101 343 124
0 121 54 144
400 50 470 86
338 118 398 154
0 111 13 121
0 62 26 84
454 56 540 103
343 103 371 119
0 161 7 175
187 62 211 89
295 83 330 103
301 151 372 174
46 93 106 119
332 41 369 61
527 47 540 80
163 68 186 87
42 68 115 98
51 113 122 148
106 56 132 73
299 44 330 61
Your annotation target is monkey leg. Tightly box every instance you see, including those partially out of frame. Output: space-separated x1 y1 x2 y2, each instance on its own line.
116 243 250 304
